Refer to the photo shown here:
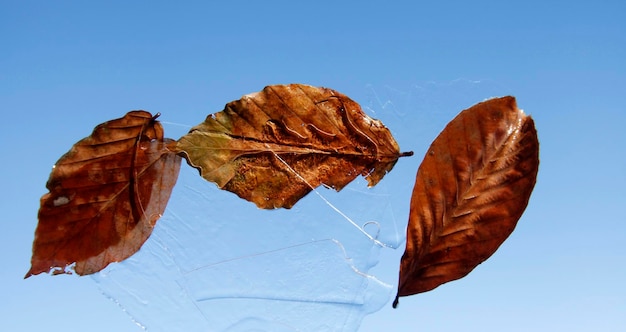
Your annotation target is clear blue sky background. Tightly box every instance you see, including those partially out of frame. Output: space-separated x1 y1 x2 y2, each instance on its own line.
2 1 625 331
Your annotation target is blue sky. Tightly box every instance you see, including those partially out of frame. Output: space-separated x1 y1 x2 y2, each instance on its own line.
2 1 625 331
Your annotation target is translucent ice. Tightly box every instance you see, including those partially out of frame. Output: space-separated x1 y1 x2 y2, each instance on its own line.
93 153 396 331
92 80 503 331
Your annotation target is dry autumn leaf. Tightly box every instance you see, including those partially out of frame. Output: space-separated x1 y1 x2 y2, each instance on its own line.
393 96 539 307
25 111 182 277
175 84 412 209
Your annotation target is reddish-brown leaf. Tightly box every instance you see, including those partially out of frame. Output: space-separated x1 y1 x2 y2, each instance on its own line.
25 111 182 277
175 84 412 209
394 96 539 307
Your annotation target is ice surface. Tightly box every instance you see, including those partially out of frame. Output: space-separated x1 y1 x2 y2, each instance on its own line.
93 161 394 331
92 81 504 331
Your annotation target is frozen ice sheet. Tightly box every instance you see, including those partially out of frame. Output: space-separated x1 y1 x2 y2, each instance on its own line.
92 80 504 331
93 153 397 331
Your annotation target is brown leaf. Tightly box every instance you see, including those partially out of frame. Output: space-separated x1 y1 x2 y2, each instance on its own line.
26 111 182 277
175 84 411 209
393 96 539 307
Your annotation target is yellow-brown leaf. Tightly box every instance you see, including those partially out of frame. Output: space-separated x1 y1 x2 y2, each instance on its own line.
176 84 411 209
